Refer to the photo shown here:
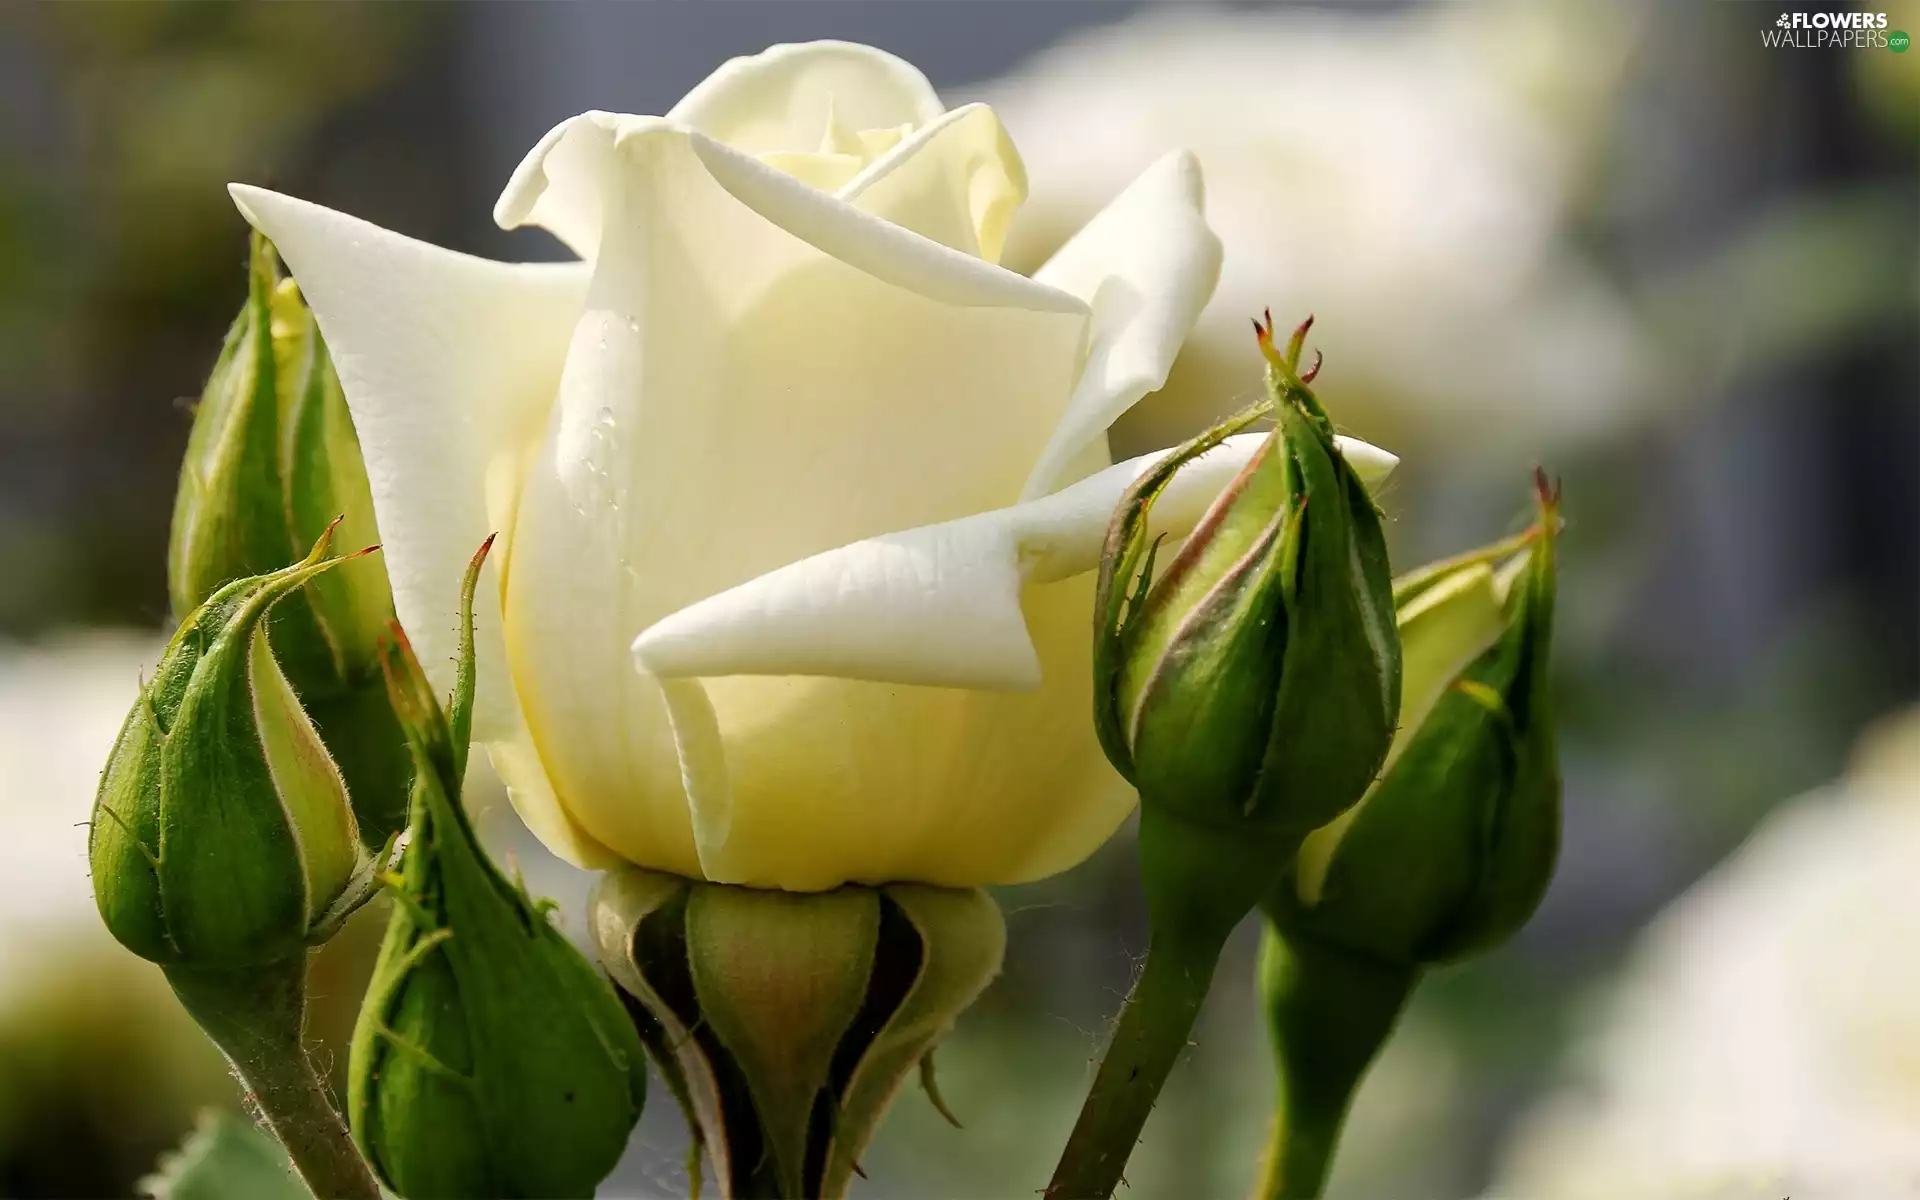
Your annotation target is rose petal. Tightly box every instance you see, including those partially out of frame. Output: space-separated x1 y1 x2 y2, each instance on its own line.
509 43 946 261
1021 150 1224 498
656 576 1127 889
228 185 620 867
630 432 1394 888
493 118 1097 874
228 185 581 729
1393 563 1507 761
669 40 946 157
838 103 1026 262
631 433 1395 691
497 113 1083 314
487 733 627 871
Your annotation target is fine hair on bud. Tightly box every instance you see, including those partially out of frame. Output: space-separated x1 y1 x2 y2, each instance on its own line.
90 526 376 970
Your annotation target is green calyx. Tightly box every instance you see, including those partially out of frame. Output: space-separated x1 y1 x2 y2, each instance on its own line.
591 869 1005 1200
348 539 647 1200
1278 474 1563 966
691 886 879 1199
89 526 376 969
170 232 407 845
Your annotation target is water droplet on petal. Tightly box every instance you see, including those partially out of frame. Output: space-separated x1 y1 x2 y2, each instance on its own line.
574 407 623 512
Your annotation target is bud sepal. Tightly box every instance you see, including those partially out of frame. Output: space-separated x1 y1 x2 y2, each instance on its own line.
1251 475 1564 1200
91 524 379 970
592 870 1005 1199
1276 473 1563 965
170 232 409 845
347 538 647 1200
1054 317 1402 1200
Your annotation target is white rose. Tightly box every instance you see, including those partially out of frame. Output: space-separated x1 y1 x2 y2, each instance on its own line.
231 41 1394 891
979 4 1650 459
0 635 220 1113
1490 710 1920 1200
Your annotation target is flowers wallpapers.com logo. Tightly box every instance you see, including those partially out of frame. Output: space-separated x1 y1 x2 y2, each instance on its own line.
1764 11 1906 49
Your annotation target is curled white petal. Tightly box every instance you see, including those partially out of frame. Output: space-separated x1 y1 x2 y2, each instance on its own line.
650 676 736 882
496 114 1082 314
494 115 1095 878
228 184 584 740
632 433 1395 692
1337 436 1399 484
229 184 624 868
1022 150 1224 497
837 103 1027 261
668 41 945 156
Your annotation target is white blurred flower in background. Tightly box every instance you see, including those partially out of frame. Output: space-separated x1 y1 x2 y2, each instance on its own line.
0 631 575 1186
981 0 1654 460
0 634 228 1181
1490 709 1920 1200
0 634 165 1004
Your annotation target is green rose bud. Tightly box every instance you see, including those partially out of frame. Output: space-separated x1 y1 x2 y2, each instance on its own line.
1250 477 1562 1200
90 527 373 969
1050 318 1401 1200
592 870 1005 1200
1093 313 1400 931
348 539 647 1200
170 232 408 845
1275 472 1562 965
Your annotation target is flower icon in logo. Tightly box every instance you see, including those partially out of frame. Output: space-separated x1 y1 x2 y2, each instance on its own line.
1776 13 1792 27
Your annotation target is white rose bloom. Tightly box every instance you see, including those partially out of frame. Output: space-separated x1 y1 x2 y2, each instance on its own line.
230 41 1396 892
979 1 1651 459
1490 710 1920 1200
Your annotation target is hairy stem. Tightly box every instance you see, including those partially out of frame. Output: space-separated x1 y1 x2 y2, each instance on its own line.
167 957 382 1200
1049 804 1303 1199
1046 928 1227 1199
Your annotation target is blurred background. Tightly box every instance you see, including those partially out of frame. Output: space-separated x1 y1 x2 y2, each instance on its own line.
0 1 1913 1197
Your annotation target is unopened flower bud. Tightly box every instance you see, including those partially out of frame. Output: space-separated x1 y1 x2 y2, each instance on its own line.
348 540 646 1200
1276 472 1563 965
1248 478 1562 1200
1093 314 1400 930
592 869 1004 1200
170 233 407 844
90 528 371 969
1049 320 1401 1200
